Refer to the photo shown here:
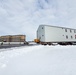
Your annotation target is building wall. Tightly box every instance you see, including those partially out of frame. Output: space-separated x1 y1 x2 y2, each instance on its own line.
44 25 76 42
37 25 45 42
37 25 76 42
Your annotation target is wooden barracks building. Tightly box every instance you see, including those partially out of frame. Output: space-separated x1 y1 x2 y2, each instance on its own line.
0 35 25 42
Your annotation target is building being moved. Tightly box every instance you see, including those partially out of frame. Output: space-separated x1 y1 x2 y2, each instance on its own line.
35 25 76 45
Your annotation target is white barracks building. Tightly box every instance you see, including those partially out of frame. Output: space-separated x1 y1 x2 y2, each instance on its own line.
37 25 76 45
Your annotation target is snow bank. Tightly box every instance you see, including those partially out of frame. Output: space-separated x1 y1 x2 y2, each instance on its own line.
0 45 76 75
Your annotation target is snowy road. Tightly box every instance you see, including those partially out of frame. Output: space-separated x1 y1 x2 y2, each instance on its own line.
0 43 38 49
0 45 76 75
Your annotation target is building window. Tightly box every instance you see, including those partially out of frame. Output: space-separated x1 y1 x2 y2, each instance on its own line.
65 29 67 32
42 35 44 36
74 30 76 33
70 30 72 33
71 36 73 39
75 35 76 39
66 35 68 39
39 37 41 39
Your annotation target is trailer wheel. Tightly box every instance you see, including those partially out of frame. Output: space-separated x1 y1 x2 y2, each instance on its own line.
24 42 29 45
41 42 47 45
47 42 52 45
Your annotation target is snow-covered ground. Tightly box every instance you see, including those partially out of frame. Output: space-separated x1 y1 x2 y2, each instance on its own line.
0 45 76 75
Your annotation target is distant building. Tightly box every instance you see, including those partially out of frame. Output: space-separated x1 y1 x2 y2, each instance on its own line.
0 35 26 42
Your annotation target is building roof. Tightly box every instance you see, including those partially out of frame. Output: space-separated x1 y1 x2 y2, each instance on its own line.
39 25 76 30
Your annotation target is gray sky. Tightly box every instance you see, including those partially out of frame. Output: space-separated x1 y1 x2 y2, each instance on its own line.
0 0 76 41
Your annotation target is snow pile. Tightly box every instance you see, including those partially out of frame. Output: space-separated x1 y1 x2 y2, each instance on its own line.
0 45 76 75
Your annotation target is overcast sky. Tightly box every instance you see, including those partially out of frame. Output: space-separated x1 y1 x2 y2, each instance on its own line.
0 0 76 40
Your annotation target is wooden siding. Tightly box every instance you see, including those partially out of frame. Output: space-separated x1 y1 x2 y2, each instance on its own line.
0 35 26 42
